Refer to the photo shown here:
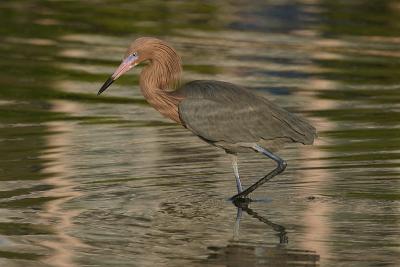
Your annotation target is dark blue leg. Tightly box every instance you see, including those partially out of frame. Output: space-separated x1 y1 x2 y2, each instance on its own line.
230 144 286 200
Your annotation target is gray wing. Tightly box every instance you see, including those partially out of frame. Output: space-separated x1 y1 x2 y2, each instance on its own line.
178 80 316 147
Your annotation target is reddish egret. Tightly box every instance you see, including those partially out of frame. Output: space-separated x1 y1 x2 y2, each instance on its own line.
98 37 316 201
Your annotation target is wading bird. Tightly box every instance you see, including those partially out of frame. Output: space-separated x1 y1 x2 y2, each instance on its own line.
98 37 316 201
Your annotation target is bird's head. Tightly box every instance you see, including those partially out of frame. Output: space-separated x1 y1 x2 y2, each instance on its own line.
97 37 181 95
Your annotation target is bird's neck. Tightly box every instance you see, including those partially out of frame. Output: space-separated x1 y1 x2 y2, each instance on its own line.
139 61 183 124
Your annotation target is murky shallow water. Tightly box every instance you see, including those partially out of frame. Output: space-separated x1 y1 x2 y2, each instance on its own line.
1 1 400 266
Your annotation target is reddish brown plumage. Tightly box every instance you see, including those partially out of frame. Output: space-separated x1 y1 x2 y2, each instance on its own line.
128 38 184 123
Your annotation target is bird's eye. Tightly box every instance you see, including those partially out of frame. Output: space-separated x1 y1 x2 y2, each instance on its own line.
132 52 138 57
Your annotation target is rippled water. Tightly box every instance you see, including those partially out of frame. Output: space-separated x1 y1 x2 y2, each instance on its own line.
1 1 400 266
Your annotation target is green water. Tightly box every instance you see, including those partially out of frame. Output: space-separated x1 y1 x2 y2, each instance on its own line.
0 0 399 266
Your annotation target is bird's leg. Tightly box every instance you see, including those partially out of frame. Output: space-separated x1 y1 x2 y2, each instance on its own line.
230 144 286 200
230 154 243 193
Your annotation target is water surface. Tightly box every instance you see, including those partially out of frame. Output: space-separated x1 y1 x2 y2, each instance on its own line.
0 1 399 266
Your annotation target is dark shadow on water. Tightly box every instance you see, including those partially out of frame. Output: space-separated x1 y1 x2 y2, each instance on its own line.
204 242 320 267
202 200 319 266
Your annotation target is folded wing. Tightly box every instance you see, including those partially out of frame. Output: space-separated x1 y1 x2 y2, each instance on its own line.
178 80 316 147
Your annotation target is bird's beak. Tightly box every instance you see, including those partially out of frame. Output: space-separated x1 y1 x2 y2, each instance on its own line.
98 54 138 95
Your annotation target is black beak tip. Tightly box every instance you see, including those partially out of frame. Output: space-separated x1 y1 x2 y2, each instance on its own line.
97 77 114 96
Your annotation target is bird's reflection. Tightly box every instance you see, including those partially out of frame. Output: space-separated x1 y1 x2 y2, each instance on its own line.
202 200 319 266
232 198 288 244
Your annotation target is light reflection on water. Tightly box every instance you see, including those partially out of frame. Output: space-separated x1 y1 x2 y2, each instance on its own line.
0 0 400 266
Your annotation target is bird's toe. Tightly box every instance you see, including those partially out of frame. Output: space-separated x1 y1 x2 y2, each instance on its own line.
232 196 252 208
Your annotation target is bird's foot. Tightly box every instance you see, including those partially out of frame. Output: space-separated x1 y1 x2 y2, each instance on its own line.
231 196 252 208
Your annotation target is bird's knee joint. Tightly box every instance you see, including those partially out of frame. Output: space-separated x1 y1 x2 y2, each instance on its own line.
278 160 287 171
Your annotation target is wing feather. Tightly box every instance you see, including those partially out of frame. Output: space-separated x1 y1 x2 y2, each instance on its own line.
178 80 316 147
